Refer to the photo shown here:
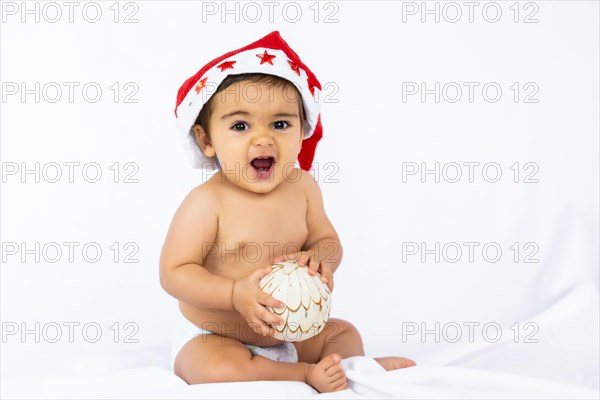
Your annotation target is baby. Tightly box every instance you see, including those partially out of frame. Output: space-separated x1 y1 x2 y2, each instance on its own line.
160 31 415 393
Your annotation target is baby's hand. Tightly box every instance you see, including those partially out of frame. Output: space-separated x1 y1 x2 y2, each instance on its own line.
273 250 334 292
231 265 286 337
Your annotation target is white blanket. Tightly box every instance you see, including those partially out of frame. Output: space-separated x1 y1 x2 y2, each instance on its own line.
3 359 598 399
3 281 598 399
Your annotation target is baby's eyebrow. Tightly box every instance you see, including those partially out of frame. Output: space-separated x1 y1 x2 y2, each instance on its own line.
272 112 299 119
220 110 250 120
220 111 299 120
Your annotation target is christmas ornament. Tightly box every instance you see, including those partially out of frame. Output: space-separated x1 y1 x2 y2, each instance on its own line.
259 260 331 342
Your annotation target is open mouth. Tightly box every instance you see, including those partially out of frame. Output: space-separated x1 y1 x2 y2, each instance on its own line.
250 156 275 178
251 156 275 172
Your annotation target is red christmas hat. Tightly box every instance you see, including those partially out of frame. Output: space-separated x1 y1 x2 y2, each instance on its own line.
174 31 322 171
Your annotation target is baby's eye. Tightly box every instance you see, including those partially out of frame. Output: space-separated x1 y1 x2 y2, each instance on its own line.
231 122 249 132
272 121 290 130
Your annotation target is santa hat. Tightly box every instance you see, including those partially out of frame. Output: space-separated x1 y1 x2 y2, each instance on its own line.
174 31 322 171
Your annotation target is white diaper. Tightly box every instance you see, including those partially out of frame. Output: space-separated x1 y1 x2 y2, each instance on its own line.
169 312 298 370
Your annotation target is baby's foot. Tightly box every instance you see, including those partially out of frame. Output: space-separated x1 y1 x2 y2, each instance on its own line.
374 357 416 371
304 353 347 393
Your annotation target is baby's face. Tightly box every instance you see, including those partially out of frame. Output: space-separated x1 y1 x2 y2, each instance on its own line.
203 80 304 194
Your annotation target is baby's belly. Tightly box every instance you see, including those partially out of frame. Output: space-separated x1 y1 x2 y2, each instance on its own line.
182 230 308 346
179 301 285 346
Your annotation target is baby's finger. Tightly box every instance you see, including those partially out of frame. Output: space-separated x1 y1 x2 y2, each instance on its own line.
273 255 285 263
252 265 272 281
249 319 274 337
327 278 334 292
308 258 319 275
321 266 333 283
259 292 285 310
259 307 285 326
286 253 300 262
275 253 297 263
320 266 334 291
296 252 311 266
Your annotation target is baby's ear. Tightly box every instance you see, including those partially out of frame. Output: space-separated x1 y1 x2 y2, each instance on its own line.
193 124 216 158
297 122 306 152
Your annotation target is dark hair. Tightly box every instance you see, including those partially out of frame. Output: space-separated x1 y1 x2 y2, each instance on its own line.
194 73 306 139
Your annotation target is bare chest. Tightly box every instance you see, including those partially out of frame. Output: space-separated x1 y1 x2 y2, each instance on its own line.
205 192 308 277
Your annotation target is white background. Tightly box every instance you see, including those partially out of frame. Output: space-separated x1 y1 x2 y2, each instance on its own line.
1 0 598 391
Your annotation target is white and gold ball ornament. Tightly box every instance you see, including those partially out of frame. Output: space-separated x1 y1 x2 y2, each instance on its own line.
259 260 331 342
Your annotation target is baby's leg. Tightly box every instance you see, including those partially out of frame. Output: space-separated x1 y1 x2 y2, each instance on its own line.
174 333 347 392
295 318 416 371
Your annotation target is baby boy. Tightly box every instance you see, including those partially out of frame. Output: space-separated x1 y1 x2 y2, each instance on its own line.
160 31 415 393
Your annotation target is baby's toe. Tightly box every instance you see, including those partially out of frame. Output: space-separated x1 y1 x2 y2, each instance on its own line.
374 356 416 371
325 362 343 376
328 368 345 381
393 357 416 368
403 358 417 367
333 378 348 391
319 353 341 370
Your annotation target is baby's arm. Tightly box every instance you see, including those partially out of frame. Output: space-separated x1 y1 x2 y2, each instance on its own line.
159 186 234 309
159 186 284 335
302 174 343 274
275 173 343 289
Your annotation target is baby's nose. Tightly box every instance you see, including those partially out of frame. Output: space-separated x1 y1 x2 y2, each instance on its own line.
252 130 274 146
